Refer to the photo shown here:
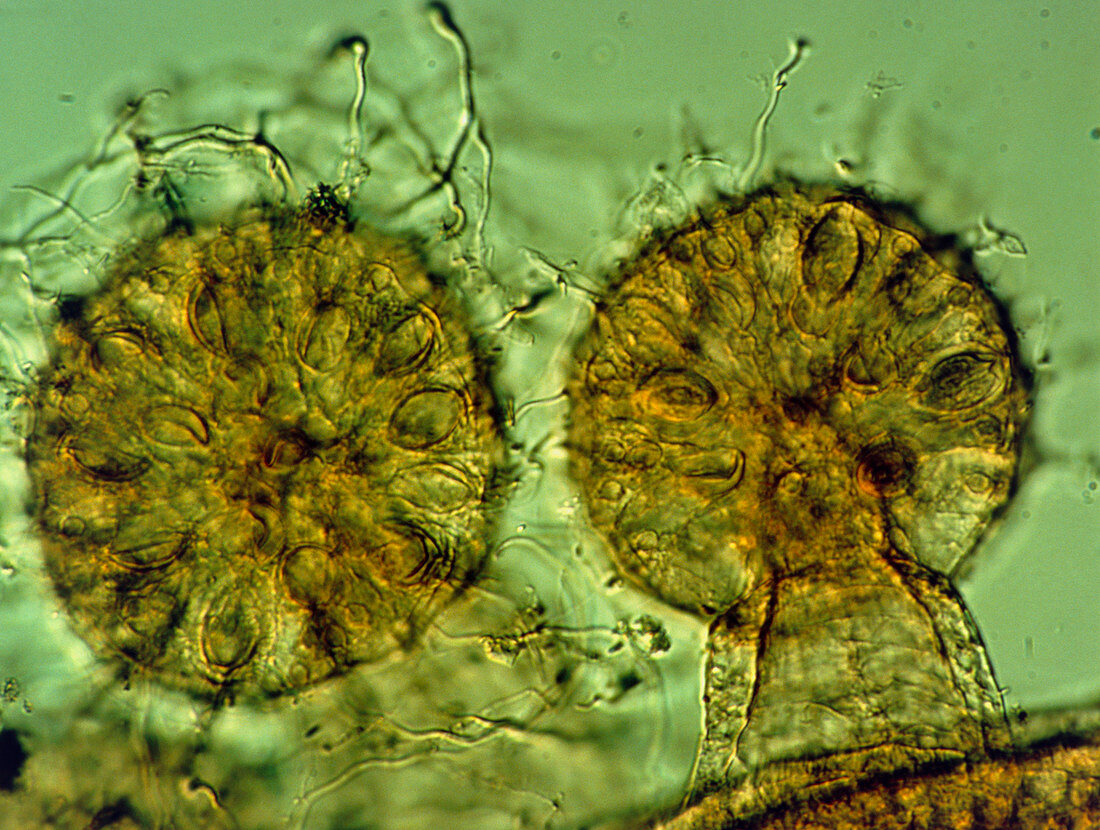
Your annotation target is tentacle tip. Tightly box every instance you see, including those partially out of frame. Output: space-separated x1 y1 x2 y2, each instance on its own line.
329 34 369 60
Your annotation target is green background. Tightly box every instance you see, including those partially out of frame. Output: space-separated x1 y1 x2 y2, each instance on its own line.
0 0 1097 794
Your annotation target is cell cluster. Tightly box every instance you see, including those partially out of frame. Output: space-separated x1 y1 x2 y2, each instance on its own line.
26 193 499 698
570 183 1028 618
568 184 1034 820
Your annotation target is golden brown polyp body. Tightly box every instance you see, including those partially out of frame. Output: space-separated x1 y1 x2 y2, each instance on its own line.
568 184 1048 825
27 196 499 698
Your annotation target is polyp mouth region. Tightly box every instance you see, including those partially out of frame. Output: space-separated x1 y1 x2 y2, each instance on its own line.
26 189 500 700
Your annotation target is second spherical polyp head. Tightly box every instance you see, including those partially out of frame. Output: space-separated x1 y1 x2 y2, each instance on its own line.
568 184 1029 616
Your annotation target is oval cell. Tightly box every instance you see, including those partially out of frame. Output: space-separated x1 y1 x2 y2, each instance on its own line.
389 388 464 450
299 304 352 372
634 368 718 422
920 350 1004 411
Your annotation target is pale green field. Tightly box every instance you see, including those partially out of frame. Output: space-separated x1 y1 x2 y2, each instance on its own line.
0 2 1096 827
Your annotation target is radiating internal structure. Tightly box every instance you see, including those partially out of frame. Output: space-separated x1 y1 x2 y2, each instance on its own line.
569 184 1032 822
26 190 499 698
